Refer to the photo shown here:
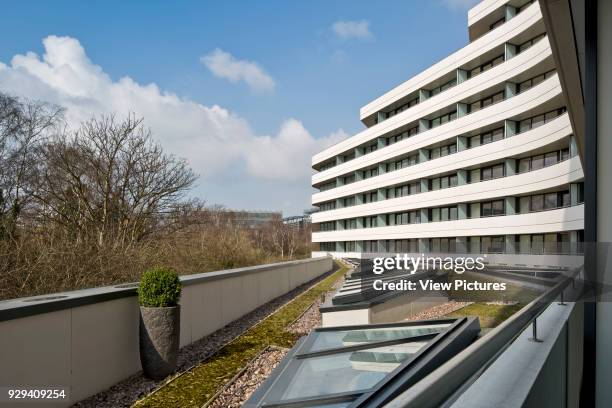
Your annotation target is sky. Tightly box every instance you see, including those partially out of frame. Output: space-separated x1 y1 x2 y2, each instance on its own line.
0 0 479 215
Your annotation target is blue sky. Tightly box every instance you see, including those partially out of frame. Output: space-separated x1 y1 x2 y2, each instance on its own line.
0 0 479 215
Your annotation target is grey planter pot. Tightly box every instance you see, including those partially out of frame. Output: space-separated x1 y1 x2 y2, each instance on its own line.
139 305 180 380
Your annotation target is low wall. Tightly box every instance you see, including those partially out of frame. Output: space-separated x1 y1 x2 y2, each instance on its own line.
0 257 333 407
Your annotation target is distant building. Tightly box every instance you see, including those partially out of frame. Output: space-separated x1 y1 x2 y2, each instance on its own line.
230 210 281 228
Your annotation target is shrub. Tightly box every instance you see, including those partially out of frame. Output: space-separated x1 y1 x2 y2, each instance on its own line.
138 267 182 307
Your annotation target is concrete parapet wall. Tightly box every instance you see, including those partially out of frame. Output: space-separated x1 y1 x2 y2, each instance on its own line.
0 256 333 406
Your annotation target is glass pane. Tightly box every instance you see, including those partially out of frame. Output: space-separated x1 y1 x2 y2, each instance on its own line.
531 155 544 170
280 344 422 401
544 193 558 209
531 195 544 211
544 152 558 166
308 325 448 353
518 158 531 173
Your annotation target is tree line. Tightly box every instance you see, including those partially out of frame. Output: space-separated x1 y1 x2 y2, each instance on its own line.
0 93 311 300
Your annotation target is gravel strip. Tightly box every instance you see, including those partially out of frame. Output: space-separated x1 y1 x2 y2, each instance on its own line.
287 271 346 335
405 301 473 321
72 266 339 408
286 299 322 335
207 346 289 408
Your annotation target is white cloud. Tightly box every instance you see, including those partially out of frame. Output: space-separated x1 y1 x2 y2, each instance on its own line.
200 48 275 92
332 20 373 40
440 0 480 10
0 36 346 212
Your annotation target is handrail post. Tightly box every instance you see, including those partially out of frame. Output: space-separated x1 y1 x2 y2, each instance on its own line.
528 317 543 343
558 288 567 306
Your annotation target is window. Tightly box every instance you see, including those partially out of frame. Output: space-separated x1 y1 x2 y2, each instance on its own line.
517 107 566 133
544 151 558 167
362 167 379 179
363 216 378 228
476 127 504 146
319 222 336 232
481 164 504 181
430 111 457 129
343 196 355 207
518 157 531 173
544 193 558 209
470 90 505 112
518 33 546 54
343 219 357 230
467 54 504 79
489 17 505 30
319 181 336 192
481 200 504 217
429 78 457 97
318 201 336 212
482 236 505 253
320 242 336 251
318 160 336 171
518 69 556 93
531 154 544 170
394 210 420 225
431 143 457 159
382 96 420 122
342 152 355 163
343 174 355 185
531 194 544 211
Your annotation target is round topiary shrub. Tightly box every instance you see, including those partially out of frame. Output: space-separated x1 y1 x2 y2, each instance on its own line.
138 267 182 307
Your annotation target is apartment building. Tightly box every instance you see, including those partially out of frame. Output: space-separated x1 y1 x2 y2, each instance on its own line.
311 0 584 258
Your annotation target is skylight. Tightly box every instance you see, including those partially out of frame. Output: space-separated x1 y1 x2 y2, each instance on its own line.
245 318 480 408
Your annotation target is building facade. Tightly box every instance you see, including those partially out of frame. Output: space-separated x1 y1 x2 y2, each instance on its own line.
311 0 584 258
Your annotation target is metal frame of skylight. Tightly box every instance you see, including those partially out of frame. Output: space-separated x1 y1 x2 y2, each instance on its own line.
245 317 480 408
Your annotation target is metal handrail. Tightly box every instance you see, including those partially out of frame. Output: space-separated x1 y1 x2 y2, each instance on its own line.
383 266 582 408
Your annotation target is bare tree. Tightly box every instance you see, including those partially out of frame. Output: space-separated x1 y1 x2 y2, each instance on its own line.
32 114 197 249
0 93 63 240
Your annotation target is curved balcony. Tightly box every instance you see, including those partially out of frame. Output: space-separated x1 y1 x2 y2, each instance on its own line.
358 1 542 123
313 37 554 184
312 111 573 206
312 204 584 242
312 154 582 224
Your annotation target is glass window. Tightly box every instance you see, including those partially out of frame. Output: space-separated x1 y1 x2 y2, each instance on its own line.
544 110 557 122
531 155 544 170
492 164 504 179
544 193 558 209
520 196 531 213
482 202 492 217
519 119 531 133
519 158 531 173
532 114 545 128
441 207 449 221
482 167 493 181
492 200 504 215
531 194 544 211
450 175 458 187
431 208 440 222
544 151 558 167
531 234 544 254
561 191 570 207
492 128 504 141
441 176 449 189
450 207 458 220
482 132 492 144
561 148 570 161
431 178 440 190
532 74 545 86
519 79 532 93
